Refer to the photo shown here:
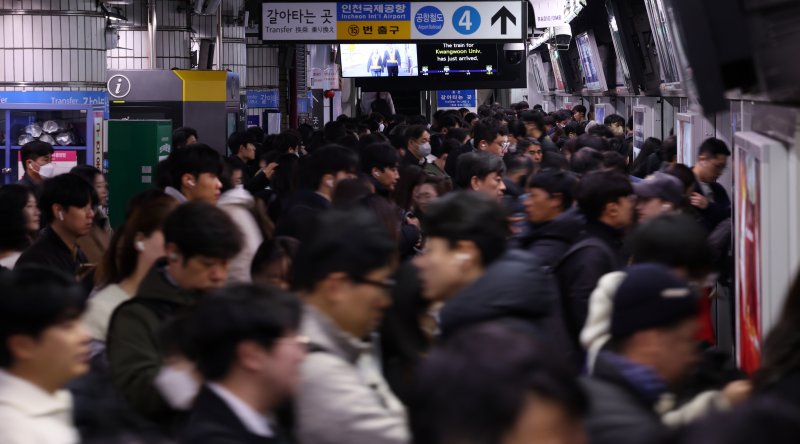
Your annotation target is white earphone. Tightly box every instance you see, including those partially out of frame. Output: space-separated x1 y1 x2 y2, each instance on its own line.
373 171 381 178
58 211 64 221
135 240 145 252
187 179 196 187
325 179 334 188
168 252 179 261
456 253 471 264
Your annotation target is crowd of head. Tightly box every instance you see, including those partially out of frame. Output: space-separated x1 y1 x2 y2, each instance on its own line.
1 101 798 444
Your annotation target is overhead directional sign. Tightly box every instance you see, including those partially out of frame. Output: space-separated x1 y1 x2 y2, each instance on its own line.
262 1 525 42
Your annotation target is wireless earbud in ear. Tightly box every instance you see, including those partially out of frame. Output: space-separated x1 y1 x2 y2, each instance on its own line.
135 241 145 252
168 252 179 261
374 172 381 178
187 180 196 187
325 179 334 188
455 253 471 264
58 211 64 221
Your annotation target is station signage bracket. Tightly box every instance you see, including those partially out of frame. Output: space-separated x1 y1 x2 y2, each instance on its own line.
261 1 527 43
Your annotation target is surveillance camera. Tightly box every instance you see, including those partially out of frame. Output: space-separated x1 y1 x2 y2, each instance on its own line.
548 25 572 50
503 42 526 65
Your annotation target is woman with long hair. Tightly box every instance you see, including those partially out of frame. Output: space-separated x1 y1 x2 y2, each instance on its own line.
83 193 177 351
0 185 40 268
71 165 112 265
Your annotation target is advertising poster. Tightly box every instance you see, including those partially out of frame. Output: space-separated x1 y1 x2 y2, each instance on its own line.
736 148 762 374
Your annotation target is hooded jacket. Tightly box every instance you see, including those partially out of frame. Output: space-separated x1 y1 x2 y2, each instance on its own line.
218 186 263 283
439 249 561 340
522 208 586 268
106 262 200 427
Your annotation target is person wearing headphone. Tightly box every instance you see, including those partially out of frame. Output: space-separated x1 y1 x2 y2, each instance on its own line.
162 143 224 204
16 173 96 294
413 191 562 342
106 202 243 429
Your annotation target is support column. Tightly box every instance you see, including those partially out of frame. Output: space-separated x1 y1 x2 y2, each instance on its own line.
107 0 191 70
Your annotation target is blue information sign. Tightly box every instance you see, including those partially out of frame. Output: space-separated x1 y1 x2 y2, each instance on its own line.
0 91 107 106
414 5 445 36
452 6 480 35
246 90 280 109
247 115 260 127
436 90 477 109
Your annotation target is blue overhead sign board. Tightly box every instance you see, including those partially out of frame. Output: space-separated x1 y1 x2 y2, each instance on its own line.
436 90 477 109
246 90 280 109
0 91 107 106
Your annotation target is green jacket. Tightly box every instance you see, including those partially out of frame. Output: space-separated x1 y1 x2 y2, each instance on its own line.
423 161 448 178
106 262 199 426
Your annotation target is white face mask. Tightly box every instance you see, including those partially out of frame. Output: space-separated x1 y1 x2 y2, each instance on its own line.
153 365 200 410
418 142 432 157
39 162 57 179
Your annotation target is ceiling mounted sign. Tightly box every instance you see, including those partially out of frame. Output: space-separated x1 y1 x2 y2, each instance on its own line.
261 1 526 42
530 0 566 28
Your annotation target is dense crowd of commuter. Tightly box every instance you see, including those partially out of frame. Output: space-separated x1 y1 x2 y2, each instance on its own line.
1 100 798 444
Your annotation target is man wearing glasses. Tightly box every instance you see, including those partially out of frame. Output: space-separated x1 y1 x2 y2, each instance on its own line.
292 208 409 444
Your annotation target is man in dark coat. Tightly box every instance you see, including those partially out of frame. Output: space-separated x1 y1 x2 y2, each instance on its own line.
555 171 633 347
690 138 732 233
584 264 701 444
414 191 565 343
519 168 583 267
180 285 301 444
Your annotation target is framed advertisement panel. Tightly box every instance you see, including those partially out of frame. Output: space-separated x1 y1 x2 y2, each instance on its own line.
733 132 796 374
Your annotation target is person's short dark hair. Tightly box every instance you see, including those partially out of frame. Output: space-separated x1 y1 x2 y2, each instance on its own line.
39 173 94 226
602 151 628 174
405 124 429 146
541 151 570 170
564 121 583 137
273 132 302 154
455 151 506 190
570 147 605 176
357 133 390 153
361 143 399 174
245 126 265 144
227 131 257 156
444 127 470 144
533 104 544 111
629 213 712 280
183 284 301 381
323 121 348 144
576 170 633 221
251 236 300 282
292 208 395 291
167 143 223 190
472 118 505 145
436 113 462 131
662 135 678 163
528 169 578 211
408 115 428 126
20 140 54 165
503 152 534 176
572 104 587 116
516 137 541 154
575 133 610 152
506 120 527 139
0 185 34 251
162 201 242 261
172 127 198 149
662 163 697 191
409 324 588 444
0 266 86 367
298 144 359 190
520 111 545 131
588 124 616 139
603 114 626 127
556 110 573 123
697 138 731 158
463 112 479 125
387 124 409 150
69 165 103 187
422 191 508 266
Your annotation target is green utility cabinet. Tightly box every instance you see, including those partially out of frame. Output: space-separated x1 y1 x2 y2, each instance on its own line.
107 120 172 228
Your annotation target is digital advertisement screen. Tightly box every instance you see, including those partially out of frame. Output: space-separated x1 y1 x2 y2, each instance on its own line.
340 43 419 78
576 32 603 91
417 43 499 77
548 45 566 93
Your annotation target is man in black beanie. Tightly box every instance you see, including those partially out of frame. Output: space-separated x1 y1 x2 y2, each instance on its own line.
582 263 700 444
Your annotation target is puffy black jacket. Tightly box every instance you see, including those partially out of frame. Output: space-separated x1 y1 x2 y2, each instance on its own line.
522 208 586 268
439 249 562 341
582 353 669 444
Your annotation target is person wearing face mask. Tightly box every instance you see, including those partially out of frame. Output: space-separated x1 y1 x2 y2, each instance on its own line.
402 125 432 168
18 140 55 196
16 173 96 294
106 202 242 430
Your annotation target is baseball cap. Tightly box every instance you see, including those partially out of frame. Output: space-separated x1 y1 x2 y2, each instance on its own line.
633 172 684 206
611 263 699 338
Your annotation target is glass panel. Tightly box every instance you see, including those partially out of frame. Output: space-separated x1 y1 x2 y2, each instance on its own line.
606 3 634 91
643 0 682 84
9 109 87 147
